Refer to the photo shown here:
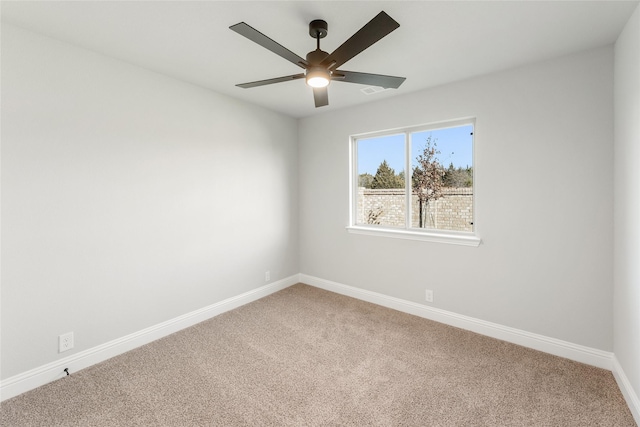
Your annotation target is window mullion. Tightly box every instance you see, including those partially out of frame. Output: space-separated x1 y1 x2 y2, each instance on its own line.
350 137 356 226
405 132 411 230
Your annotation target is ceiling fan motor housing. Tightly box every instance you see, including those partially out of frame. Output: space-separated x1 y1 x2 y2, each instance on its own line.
306 48 329 65
305 48 331 87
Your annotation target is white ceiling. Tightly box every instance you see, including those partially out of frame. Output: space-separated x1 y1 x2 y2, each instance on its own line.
2 1 638 118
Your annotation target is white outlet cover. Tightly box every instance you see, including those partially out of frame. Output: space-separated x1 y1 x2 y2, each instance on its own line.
425 290 434 303
59 332 74 353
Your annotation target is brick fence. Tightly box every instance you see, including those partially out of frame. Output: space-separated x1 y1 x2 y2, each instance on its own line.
357 187 473 232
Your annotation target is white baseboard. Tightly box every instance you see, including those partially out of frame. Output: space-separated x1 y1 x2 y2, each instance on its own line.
300 274 614 370
612 355 640 424
0 275 300 402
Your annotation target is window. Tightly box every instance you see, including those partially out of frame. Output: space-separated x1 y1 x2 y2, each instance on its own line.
348 119 480 246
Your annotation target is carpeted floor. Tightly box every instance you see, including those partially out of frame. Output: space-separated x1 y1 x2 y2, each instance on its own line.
1 283 636 426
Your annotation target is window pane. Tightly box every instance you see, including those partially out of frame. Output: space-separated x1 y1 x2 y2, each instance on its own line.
410 125 473 231
356 134 406 228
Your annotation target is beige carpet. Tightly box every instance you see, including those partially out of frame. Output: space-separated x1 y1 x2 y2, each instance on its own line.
1 284 636 426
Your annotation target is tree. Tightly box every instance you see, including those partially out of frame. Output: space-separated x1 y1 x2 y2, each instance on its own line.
412 136 445 228
371 160 404 189
443 163 473 187
359 173 374 188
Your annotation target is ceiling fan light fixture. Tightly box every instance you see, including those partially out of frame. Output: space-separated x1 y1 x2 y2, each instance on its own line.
306 67 331 88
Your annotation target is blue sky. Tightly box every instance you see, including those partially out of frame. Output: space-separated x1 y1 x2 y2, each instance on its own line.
357 125 473 175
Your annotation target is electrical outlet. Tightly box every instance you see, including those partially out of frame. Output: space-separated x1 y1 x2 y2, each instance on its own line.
59 332 74 353
265 271 270 282
425 290 434 303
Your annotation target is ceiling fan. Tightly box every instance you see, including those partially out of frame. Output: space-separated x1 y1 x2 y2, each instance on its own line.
230 11 406 108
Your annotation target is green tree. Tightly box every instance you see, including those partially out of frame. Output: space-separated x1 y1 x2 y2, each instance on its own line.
462 166 473 187
359 173 374 188
443 163 473 187
412 137 445 228
371 160 404 189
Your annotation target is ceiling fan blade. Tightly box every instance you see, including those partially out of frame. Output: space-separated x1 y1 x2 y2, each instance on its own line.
332 70 405 89
230 22 309 69
236 73 305 89
313 87 329 107
320 11 399 70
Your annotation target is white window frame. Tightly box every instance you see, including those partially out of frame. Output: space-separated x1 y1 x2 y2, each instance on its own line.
347 118 481 247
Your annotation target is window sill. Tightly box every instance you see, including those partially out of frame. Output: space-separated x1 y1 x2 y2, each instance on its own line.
346 225 481 247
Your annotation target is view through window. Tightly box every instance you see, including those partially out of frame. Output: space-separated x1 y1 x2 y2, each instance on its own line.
353 120 474 234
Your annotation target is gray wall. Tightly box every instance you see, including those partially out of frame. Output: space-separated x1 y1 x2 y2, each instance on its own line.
3 11 638 410
614 3 640 409
299 46 614 351
1 25 299 379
